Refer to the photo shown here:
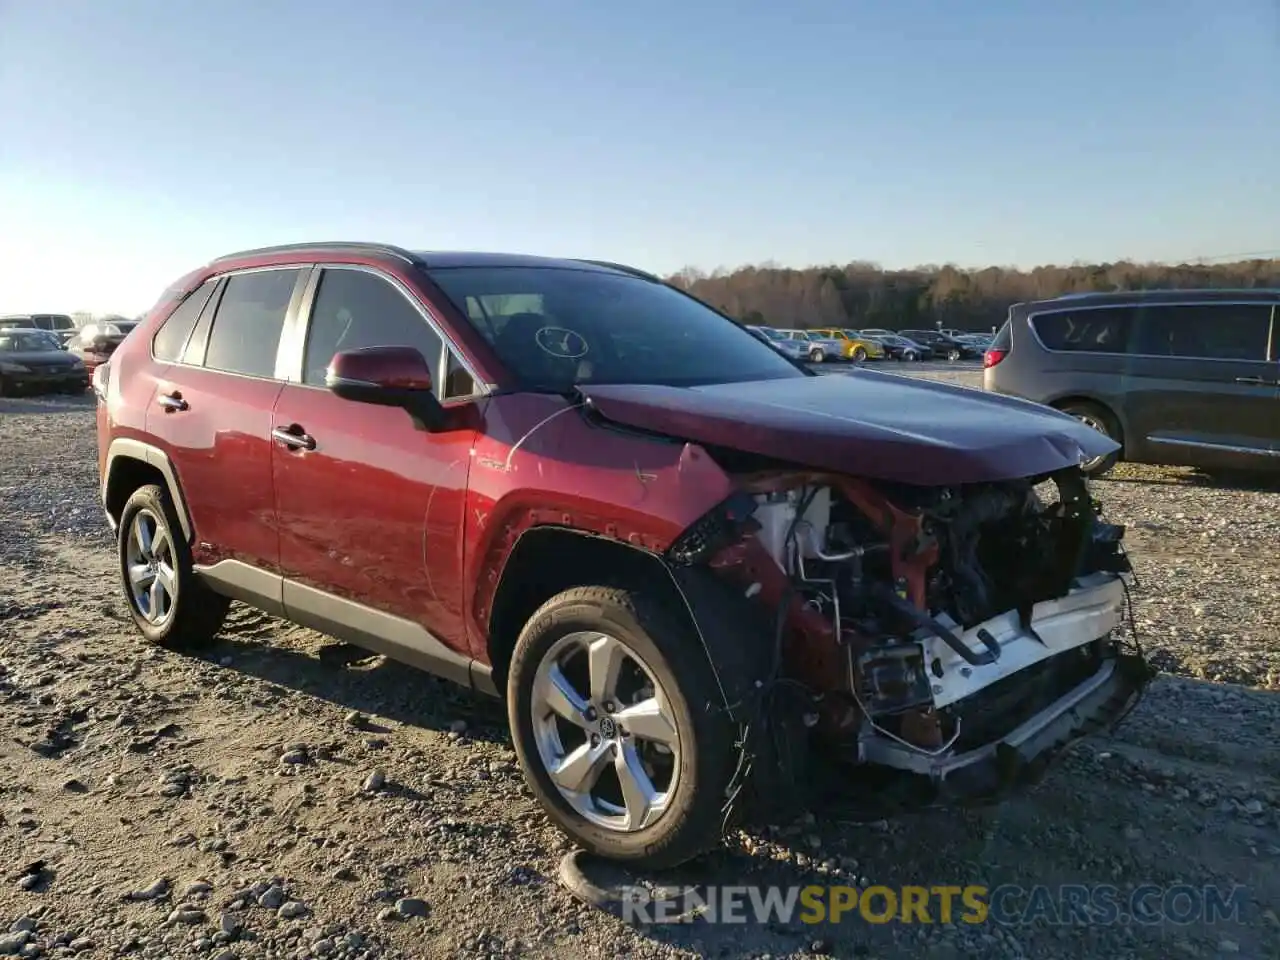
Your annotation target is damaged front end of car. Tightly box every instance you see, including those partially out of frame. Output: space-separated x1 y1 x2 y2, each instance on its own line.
664 463 1156 812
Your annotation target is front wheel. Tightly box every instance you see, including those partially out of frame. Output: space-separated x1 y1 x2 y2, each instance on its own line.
507 586 738 869
946 348 961 362
1058 402 1121 476
852 346 867 363
903 350 919 362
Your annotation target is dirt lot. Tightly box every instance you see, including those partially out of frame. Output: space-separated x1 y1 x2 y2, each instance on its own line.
1 371 1278 959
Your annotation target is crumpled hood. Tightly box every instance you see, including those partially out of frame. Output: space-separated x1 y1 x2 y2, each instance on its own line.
579 370 1118 485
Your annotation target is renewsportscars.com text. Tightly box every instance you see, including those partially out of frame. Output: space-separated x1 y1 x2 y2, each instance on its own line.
621 883 1248 927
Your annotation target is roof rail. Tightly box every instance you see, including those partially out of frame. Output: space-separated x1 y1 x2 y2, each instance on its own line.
575 259 662 282
209 241 423 266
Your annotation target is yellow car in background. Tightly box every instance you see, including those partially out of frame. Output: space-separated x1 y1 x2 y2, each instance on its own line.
810 328 886 362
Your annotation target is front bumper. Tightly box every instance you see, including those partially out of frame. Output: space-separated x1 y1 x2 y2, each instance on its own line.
5 370 90 392
858 572 1154 801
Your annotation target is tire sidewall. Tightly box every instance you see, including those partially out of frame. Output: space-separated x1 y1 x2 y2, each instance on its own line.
853 347 866 362
507 591 733 864
118 484 188 644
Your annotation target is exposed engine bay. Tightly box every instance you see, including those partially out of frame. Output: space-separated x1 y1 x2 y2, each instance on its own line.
668 464 1152 804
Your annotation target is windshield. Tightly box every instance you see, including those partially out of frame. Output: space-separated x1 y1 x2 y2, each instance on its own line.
754 326 785 341
0 331 60 352
426 266 806 390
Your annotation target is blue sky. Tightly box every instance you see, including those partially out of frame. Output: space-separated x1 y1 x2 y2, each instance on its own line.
1 0 1276 314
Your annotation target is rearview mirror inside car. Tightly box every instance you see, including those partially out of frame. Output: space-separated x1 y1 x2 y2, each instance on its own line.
325 345 446 431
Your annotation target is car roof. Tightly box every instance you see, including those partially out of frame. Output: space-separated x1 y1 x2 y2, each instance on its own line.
0 327 50 335
1015 288 1280 312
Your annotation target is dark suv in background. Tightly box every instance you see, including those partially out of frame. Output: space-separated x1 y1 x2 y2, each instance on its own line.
984 290 1279 475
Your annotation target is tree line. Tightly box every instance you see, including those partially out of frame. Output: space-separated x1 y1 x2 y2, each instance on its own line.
666 258 1280 333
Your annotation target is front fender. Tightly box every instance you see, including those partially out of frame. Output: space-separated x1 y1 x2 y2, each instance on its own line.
463 393 736 653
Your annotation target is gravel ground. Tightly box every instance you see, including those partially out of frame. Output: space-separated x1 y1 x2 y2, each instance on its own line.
1 377 1277 960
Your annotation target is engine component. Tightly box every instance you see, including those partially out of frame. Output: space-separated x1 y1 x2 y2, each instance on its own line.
753 487 831 571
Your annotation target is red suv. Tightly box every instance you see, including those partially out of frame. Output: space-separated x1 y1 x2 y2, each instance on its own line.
95 243 1152 868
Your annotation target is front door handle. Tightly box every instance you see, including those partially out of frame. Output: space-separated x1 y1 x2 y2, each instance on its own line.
157 391 188 412
1234 376 1272 386
271 425 316 451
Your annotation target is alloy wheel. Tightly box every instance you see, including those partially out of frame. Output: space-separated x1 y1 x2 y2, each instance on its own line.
1070 412 1112 472
530 631 680 833
125 508 176 626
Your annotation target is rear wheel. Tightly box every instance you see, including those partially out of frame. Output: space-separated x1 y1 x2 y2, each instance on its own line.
118 484 230 648
507 586 738 869
1057 402 1121 476
809 347 826 363
946 347 961 361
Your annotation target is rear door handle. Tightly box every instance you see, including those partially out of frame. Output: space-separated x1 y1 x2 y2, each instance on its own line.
157 391 188 412
1234 376 1273 386
271 425 316 451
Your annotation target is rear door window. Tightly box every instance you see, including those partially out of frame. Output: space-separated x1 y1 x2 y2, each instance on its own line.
1129 303 1272 361
1031 308 1134 353
203 269 301 378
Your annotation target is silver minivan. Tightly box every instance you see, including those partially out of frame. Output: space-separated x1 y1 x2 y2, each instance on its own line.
983 290 1279 475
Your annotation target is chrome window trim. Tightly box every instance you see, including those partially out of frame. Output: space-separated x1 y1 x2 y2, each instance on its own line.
288 262 490 404
1024 299 1280 364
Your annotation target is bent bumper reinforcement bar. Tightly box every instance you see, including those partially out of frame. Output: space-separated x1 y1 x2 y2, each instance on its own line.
862 649 1152 799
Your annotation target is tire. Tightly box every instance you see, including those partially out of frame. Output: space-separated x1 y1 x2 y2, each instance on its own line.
1057 402 1122 477
809 347 825 363
946 348 961 362
852 347 867 363
904 351 919 362
117 484 230 648
507 586 739 870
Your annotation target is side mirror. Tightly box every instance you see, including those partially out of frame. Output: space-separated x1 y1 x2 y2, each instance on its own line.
325 345 447 431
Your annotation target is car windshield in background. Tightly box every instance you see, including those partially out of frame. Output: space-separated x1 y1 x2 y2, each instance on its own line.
0 332 60 352
755 326 785 341
425 266 806 390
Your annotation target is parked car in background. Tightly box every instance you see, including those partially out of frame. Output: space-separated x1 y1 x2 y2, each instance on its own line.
898 329 983 361
0 313 78 345
809 328 885 362
95 241 1146 870
776 329 844 363
745 324 814 362
859 332 933 362
0 328 89 395
69 318 141 373
984 289 1280 476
